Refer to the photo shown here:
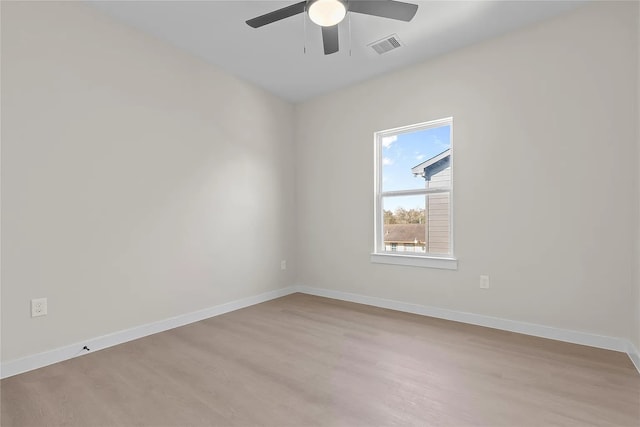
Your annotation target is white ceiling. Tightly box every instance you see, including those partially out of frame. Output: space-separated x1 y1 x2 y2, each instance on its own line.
89 1 586 103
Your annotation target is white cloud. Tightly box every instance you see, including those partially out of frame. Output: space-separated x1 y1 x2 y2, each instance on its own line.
416 154 425 161
382 135 397 148
382 157 394 166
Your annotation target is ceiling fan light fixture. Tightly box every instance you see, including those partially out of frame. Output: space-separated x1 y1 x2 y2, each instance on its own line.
308 0 347 27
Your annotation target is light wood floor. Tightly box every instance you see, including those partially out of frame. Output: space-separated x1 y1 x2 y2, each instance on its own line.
2 293 639 426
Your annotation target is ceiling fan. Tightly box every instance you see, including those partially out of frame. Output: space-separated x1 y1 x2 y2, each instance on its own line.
246 0 419 55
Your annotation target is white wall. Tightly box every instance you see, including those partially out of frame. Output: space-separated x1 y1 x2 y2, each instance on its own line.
296 1 639 342
636 1 640 352
2 0 639 366
1 2 296 362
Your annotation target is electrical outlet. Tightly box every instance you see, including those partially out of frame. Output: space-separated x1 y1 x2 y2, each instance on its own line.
479 275 490 289
31 298 48 317
281 260 287 270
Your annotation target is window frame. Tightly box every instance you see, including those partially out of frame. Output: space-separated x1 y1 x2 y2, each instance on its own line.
371 117 458 270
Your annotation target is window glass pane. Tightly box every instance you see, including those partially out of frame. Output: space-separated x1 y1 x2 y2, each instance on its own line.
382 125 451 192
382 196 426 253
382 192 450 255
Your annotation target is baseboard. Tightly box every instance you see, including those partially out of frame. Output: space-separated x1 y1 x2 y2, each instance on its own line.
1 286 298 379
4 285 639 378
296 285 640 374
627 341 640 373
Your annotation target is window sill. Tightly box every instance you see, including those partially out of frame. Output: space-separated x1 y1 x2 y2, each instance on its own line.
370 253 458 270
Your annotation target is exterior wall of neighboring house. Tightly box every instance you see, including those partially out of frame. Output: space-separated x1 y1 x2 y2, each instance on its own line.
425 167 451 254
386 243 423 252
384 241 425 252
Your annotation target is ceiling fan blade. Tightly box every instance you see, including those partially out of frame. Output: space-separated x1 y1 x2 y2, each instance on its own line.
348 0 418 22
246 1 306 28
322 25 339 55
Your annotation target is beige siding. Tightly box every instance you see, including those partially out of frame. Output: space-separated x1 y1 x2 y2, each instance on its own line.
425 167 451 254
427 168 451 188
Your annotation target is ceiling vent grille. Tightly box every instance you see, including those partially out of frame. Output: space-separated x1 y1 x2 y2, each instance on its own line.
368 34 403 55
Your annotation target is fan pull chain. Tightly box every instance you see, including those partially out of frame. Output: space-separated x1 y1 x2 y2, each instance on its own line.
303 9 307 54
348 12 352 57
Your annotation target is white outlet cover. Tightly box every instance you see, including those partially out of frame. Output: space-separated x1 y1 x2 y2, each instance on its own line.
480 275 490 289
31 298 48 317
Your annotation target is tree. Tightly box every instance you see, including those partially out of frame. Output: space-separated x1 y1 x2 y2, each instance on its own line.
383 207 425 224
383 210 396 224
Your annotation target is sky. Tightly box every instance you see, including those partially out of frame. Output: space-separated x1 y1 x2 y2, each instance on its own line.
382 125 450 211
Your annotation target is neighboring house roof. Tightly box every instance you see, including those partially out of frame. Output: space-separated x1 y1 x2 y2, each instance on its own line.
412 148 451 181
384 224 425 244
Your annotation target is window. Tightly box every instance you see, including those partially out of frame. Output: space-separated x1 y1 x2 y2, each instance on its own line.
371 118 457 270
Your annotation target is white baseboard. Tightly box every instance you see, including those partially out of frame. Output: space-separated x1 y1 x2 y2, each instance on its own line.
296 285 640 375
627 341 640 373
3 284 639 378
1 286 298 379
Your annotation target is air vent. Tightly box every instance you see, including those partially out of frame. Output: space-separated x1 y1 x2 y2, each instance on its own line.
368 34 403 55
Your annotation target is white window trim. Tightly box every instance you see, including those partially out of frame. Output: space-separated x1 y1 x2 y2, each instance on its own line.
372 117 457 269
370 253 458 270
